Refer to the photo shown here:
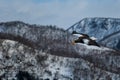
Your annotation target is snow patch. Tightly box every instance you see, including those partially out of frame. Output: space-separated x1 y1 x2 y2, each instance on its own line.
0 52 3 59
76 43 110 51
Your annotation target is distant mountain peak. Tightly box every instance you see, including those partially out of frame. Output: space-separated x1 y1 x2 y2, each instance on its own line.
67 17 120 31
67 17 120 50
0 21 29 27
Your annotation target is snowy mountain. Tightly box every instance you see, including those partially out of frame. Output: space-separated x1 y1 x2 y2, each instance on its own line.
67 17 120 50
0 21 120 80
0 21 76 57
0 40 120 80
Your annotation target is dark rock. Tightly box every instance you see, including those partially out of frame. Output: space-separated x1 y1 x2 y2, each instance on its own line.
16 71 36 80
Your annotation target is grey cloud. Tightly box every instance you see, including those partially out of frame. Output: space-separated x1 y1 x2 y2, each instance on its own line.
0 0 120 29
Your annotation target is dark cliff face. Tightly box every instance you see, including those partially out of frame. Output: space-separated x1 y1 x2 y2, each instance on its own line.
67 17 120 50
0 21 120 80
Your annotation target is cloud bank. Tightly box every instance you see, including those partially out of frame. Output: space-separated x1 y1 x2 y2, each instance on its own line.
0 0 120 29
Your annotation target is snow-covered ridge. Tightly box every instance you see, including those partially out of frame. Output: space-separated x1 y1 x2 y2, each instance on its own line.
0 21 76 57
67 17 120 50
0 40 120 80
0 40 75 80
0 21 120 80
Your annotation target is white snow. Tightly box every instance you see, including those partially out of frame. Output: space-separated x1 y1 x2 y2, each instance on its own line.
85 44 110 50
76 43 110 51
18 46 24 51
59 67 73 78
0 52 3 59
2 40 16 46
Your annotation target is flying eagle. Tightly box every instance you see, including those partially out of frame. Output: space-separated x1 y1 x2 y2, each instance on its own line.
72 31 100 47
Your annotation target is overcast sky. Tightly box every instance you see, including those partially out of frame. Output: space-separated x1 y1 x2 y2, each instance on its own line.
0 0 120 29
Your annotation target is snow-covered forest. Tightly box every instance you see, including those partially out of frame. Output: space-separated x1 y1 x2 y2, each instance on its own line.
0 18 120 80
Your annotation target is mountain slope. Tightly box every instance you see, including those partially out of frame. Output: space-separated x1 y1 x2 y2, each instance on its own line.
0 40 120 80
0 21 78 58
67 17 120 49
0 21 120 80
